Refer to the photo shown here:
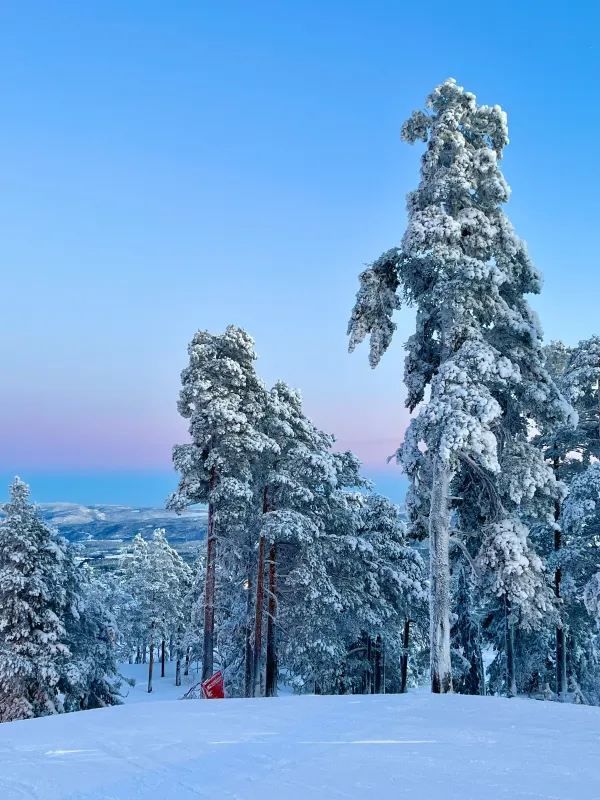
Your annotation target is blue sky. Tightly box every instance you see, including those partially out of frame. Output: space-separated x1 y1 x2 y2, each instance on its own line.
0 1 598 505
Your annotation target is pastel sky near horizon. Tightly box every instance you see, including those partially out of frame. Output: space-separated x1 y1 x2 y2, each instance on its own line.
1 1 598 506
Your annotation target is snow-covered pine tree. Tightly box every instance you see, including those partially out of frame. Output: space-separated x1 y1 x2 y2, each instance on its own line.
120 533 151 663
251 380 337 697
350 494 427 693
451 567 485 695
348 79 572 692
144 530 185 692
0 478 69 721
538 337 600 698
60 557 122 710
169 326 275 682
562 462 600 701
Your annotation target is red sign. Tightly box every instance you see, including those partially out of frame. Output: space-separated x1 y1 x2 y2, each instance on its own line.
202 670 225 699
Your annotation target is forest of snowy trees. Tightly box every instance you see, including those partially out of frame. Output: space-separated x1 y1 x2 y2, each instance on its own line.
1 79 600 723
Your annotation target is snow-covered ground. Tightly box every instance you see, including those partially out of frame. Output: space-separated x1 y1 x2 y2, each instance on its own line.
118 659 202 703
1 674 599 800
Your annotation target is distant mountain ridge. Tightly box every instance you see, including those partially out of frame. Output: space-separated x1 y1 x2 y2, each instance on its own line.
13 503 209 565
37 503 208 543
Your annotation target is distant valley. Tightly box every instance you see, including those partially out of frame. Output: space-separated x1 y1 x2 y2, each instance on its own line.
36 503 208 567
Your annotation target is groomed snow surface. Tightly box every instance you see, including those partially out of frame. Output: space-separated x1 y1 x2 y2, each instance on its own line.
1 663 599 799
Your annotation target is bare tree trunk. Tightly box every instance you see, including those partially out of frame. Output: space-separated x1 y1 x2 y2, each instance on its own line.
265 543 278 697
400 619 411 693
552 463 568 701
161 639 166 678
374 635 383 694
244 565 254 698
362 635 372 693
202 469 217 682
175 650 182 687
252 534 266 697
429 456 453 693
252 487 269 697
148 639 155 693
505 596 517 697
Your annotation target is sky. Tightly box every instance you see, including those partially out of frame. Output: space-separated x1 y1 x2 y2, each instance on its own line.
0 1 598 506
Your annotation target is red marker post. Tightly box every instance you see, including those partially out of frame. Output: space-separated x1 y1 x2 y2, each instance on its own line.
202 670 225 699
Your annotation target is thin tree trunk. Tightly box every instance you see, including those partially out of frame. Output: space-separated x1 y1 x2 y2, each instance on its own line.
142 643 147 664
169 635 174 661
374 635 383 694
184 648 190 677
400 619 411 693
136 644 141 664
202 469 217 682
160 639 165 678
252 487 269 697
244 565 254 698
252 534 267 697
429 456 453 693
265 543 278 697
505 596 516 697
552 461 568 700
148 639 155 693
175 650 182 687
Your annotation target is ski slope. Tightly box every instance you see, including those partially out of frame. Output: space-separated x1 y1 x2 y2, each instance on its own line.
1 687 599 799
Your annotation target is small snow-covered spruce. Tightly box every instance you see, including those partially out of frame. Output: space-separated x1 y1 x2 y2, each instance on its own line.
168 326 276 682
60 556 122 711
0 478 69 722
119 530 191 693
348 79 572 693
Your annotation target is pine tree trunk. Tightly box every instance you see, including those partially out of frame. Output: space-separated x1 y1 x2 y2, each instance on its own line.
161 639 166 678
552 471 568 701
244 565 254 698
175 650 182 687
252 534 267 697
252 487 269 697
429 456 453 693
142 644 147 664
136 644 141 664
184 648 190 677
374 635 383 694
400 619 411 693
505 597 517 697
169 635 174 661
265 543 278 698
202 469 217 683
148 640 154 693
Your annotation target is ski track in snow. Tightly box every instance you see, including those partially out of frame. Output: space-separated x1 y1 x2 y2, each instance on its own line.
0 664 599 799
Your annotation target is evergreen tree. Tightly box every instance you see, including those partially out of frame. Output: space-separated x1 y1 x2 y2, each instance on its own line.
0 478 69 721
60 558 122 710
538 337 600 698
348 78 571 692
169 326 275 681
451 567 485 695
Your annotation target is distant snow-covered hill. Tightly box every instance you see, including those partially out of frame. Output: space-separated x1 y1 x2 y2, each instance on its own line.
32 503 208 564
